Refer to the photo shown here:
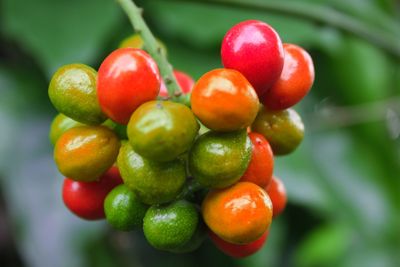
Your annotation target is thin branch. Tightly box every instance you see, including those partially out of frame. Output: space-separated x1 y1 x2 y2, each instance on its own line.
116 0 183 101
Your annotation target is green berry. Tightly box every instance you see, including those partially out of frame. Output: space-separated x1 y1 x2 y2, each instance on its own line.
117 142 186 205
49 63 106 125
251 106 304 155
189 130 252 188
127 100 199 162
104 184 148 231
143 200 199 251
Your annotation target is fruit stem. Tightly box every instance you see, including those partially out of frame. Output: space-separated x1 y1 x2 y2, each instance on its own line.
176 179 204 200
174 0 400 58
116 0 184 101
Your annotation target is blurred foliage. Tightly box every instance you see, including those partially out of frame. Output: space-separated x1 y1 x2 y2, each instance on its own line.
0 0 399 267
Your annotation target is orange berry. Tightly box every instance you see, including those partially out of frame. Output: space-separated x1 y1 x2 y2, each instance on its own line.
262 44 314 110
240 132 274 188
202 182 272 244
191 68 259 132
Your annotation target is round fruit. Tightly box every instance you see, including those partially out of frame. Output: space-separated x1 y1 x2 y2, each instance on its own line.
48 64 106 125
119 33 167 56
239 132 274 188
262 43 315 110
189 130 252 188
209 230 268 258
202 182 273 244
104 184 148 231
159 70 195 98
127 100 199 162
117 142 186 205
54 126 120 181
221 20 284 96
252 106 304 155
266 176 287 217
143 200 199 250
97 48 161 124
191 68 259 132
62 166 122 220
49 113 84 146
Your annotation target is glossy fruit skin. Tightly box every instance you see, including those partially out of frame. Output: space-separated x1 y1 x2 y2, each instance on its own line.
117 142 186 205
191 68 259 132
128 100 199 162
159 70 195 98
209 230 268 258
189 130 252 188
266 176 287 217
119 33 167 57
49 64 106 125
49 113 84 146
143 200 199 251
202 182 273 244
104 184 148 231
54 126 120 181
97 48 161 124
262 43 315 110
239 132 274 188
221 20 284 97
252 106 304 155
62 166 122 220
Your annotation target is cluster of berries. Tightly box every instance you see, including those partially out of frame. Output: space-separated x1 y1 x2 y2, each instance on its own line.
48 19 314 257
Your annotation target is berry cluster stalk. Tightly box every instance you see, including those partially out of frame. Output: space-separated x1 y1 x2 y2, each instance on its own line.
116 0 184 101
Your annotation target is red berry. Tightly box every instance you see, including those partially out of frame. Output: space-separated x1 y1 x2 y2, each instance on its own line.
266 176 287 217
62 166 123 220
221 20 284 97
209 230 268 258
97 48 161 124
262 44 315 110
159 70 195 98
240 132 274 188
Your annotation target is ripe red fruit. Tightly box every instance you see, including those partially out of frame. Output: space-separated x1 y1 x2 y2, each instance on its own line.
221 20 284 97
266 176 287 217
262 44 315 110
62 166 123 220
159 70 195 98
209 230 268 258
240 132 274 188
97 48 161 124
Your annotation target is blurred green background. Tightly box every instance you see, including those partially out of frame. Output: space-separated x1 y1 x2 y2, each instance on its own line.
0 0 399 266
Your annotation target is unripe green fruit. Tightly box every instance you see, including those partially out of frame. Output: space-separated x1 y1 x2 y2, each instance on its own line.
143 200 199 251
127 100 199 162
252 106 304 155
189 130 252 188
117 142 186 205
104 184 148 231
49 64 106 125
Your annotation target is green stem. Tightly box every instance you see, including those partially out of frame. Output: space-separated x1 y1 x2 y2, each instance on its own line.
176 179 204 200
175 0 400 58
116 0 183 101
